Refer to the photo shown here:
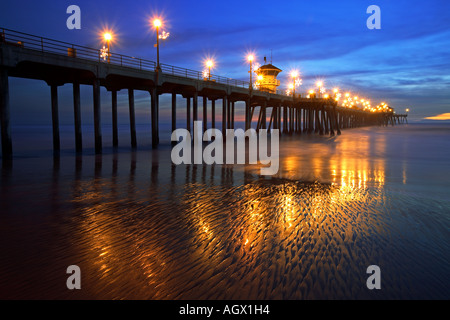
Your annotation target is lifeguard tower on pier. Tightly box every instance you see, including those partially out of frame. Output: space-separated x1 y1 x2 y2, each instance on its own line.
255 57 282 94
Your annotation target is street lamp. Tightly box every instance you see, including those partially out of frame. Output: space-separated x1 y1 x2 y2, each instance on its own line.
287 83 294 96
206 59 214 80
333 88 341 102
153 18 162 70
290 70 299 98
406 108 410 113
316 81 323 98
103 32 112 63
247 54 254 91
99 31 113 63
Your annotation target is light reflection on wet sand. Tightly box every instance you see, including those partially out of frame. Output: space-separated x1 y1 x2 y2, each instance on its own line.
0 125 449 299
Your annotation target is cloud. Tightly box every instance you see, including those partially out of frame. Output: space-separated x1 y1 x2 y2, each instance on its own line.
424 113 450 120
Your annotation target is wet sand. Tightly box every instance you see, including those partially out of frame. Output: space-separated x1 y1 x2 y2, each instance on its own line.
0 124 449 299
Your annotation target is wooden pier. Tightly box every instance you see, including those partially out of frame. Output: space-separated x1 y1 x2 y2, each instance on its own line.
0 28 406 159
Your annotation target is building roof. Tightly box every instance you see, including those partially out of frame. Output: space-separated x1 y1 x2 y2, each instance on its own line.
258 64 282 72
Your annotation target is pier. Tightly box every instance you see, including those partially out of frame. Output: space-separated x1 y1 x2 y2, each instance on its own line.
0 28 406 159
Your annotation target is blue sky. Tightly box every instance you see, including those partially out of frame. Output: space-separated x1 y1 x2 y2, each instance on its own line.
1 0 449 125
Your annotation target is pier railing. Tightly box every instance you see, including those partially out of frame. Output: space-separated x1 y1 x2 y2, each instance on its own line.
159 63 250 89
0 27 255 90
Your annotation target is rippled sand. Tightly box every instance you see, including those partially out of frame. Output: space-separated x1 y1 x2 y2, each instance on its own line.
0 124 449 299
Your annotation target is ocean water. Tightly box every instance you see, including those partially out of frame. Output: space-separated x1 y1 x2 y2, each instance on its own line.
0 123 449 299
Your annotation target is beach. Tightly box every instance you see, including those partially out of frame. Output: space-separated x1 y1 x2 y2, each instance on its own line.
0 123 449 299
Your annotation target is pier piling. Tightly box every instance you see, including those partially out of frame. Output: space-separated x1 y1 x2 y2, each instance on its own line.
50 84 60 153
73 82 82 152
172 92 176 133
111 90 118 147
93 79 102 154
0 68 12 159
128 88 137 148
186 96 191 132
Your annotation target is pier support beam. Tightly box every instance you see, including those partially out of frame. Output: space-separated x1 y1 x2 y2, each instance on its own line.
0 68 12 159
315 108 321 134
222 96 227 133
186 96 191 132
231 101 235 129
328 107 334 136
272 107 277 130
290 107 294 134
128 88 137 148
203 95 207 133
211 99 216 129
245 99 251 130
111 90 118 147
227 100 231 129
309 108 314 133
278 106 282 132
261 101 267 129
193 92 198 130
303 109 306 133
93 79 102 154
172 92 176 133
73 82 82 153
151 87 159 148
50 84 60 153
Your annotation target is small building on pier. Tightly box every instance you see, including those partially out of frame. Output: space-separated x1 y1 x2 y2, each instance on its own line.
255 58 282 94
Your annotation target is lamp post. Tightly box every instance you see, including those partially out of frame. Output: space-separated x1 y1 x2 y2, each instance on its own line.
290 71 298 99
288 83 294 96
206 60 214 80
333 88 341 103
248 54 254 91
153 18 162 71
316 81 323 98
103 32 112 63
